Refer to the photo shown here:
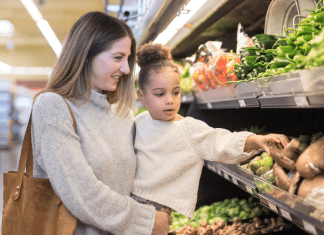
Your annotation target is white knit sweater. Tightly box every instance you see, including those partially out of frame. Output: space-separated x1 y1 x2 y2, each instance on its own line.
31 91 155 235
132 111 255 217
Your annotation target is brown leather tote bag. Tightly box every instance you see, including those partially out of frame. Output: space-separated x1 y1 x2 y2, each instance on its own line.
2 100 77 235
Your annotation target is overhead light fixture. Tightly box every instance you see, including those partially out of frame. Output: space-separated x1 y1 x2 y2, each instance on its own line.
13 67 53 76
0 20 15 37
0 61 13 74
153 0 207 45
20 0 43 22
19 0 62 57
37 19 62 57
0 63 52 76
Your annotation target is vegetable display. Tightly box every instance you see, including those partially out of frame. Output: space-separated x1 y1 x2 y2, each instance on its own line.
229 0 324 86
192 52 241 91
171 216 293 235
171 196 269 231
240 152 274 179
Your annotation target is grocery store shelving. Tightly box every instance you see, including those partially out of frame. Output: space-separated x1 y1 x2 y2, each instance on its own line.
205 161 258 196
197 97 260 109
258 91 324 108
195 90 324 110
181 94 194 104
203 160 324 235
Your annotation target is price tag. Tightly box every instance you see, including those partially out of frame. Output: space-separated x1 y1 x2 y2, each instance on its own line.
268 202 278 213
232 178 239 186
279 208 292 221
245 185 254 194
212 166 216 172
302 220 317 235
294 96 309 107
207 164 212 171
223 173 230 181
207 102 212 109
217 168 222 176
238 100 246 107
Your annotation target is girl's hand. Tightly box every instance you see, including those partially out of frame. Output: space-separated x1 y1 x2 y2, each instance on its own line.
245 134 289 155
152 210 171 235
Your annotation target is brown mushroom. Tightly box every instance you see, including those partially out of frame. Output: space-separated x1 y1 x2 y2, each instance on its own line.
269 150 296 171
250 230 261 235
273 163 291 191
281 139 301 159
296 136 324 179
297 174 324 198
288 172 301 194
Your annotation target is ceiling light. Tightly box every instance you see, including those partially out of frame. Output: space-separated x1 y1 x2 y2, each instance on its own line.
13 67 52 76
36 19 62 57
20 0 43 22
0 61 13 74
0 20 14 37
20 0 62 57
153 0 207 45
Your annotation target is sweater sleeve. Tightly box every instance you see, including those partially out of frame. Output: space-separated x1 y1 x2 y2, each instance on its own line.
31 93 155 235
181 117 255 164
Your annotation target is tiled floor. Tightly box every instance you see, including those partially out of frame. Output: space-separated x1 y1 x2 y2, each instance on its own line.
0 144 22 229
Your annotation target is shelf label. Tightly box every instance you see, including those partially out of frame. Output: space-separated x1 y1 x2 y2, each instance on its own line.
211 166 216 172
207 102 212 109
268 201 278 213
302 220 317 235
217 168 222 175
232 178 239 186
279 208 292 221
245 185 254 194
294 96 309 107
223 173 230 181
239 99 247 107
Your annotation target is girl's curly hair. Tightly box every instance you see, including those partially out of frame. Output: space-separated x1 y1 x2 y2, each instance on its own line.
137 42 180 90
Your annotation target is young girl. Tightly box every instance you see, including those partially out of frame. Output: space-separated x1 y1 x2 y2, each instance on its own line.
131 43 289 219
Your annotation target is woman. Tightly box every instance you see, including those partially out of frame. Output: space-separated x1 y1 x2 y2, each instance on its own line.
31 11 171 235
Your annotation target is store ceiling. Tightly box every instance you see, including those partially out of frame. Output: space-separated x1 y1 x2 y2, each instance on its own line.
0 0 108 49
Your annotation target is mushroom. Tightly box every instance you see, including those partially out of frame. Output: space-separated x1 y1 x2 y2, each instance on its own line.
296 136 324 179
297 174 324 198
288 172 301 194
273 163 291 191
269 141 298 171
281 139 301 159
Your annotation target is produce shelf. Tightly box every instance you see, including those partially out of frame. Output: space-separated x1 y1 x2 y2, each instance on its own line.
197 97 260 109
259 91 324 108
204 159 324 235
181 94 194 104
196 91 324 109
257 192 324 235
204 160 258 197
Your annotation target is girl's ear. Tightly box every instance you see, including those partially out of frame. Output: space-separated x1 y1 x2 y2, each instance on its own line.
137 89 145 105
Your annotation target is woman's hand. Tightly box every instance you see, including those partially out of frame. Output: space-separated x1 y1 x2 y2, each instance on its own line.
245 134 289 155
152 210 171 235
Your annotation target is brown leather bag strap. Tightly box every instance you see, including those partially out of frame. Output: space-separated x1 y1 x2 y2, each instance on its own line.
13 98 76 200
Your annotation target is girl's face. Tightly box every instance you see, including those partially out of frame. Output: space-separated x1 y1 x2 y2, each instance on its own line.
138 67 181 121
90 36 132 93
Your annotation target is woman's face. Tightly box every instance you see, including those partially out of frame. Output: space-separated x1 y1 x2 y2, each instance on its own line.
90 36 132 93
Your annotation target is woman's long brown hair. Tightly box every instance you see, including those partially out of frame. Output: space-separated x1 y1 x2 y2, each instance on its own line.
34 11 136 118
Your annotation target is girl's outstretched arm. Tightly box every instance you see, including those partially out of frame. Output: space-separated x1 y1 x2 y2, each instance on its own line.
244 134 289 155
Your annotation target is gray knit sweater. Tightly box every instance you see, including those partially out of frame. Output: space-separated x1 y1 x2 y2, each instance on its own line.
31 90 155 235
132 111 255 217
